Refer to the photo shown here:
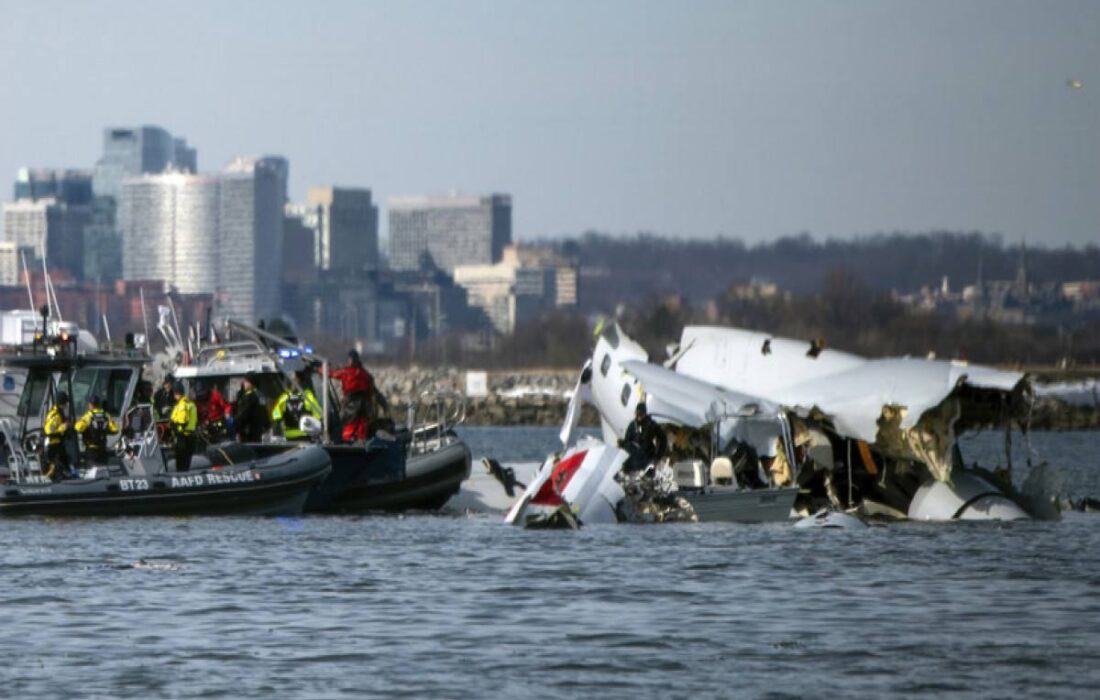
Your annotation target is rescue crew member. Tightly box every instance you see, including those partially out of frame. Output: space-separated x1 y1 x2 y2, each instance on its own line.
329 349 386 443
75 394 119 464
153 375 176 422
234 373 268 443
170 382 198 472
271 377 323 441
44 391 73 480
194 380 230 442
618 402 667 473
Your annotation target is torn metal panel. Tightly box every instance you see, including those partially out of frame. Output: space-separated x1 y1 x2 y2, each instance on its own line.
674 325 1028 482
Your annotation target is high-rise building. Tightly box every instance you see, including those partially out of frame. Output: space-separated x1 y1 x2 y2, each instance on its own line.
0 198 89 281
282 207 318 287
117 156 286 323
0 242 19 286
219 156 287 323
388 193 511 273
86 126 197 284
13 168 93 205
83 197 121 281
306 187 379 272
92 126 196 199
4 168 94 281
118 173 220 294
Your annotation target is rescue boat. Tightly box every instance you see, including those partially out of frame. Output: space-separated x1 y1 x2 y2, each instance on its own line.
169 319 470 513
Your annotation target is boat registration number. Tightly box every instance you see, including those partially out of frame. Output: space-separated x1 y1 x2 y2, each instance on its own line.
120 479 150 491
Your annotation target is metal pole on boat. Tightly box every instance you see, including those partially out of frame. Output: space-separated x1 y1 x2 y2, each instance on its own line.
846 440 853 508
102 314 112 345
167 297 183 352
321 359 329 441
20 250 34 311
139 287 152 354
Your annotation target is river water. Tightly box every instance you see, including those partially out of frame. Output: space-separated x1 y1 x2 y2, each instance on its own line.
2 427 1098 699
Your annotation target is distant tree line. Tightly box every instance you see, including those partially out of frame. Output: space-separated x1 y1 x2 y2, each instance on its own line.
370 269 1096 369
322 231 1100 369
619 269 1100 368
541 230 1100 311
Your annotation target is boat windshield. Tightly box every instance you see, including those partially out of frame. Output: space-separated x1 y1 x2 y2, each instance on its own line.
17 370 51 418
70 367 136 415
17 366 136 418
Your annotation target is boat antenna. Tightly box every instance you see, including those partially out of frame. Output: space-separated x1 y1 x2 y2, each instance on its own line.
102 314 112 345
20 250 34 311
47 272 62 322
139 287 152 353
167 296 184 351
39 254 55 319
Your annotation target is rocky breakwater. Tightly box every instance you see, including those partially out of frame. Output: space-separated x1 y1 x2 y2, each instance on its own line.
371 367 599 427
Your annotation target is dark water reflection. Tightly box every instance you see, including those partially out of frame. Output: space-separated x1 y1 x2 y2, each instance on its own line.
1 428 1097 699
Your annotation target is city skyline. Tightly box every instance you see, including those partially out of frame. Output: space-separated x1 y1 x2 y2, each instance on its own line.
0 1 1098 246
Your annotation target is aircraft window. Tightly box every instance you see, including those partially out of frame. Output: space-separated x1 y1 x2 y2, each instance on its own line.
600 354 611 377
601 323 620 349
620 383 631 406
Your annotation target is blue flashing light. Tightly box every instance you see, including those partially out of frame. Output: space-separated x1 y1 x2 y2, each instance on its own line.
302 344 313 355
278 348 301 359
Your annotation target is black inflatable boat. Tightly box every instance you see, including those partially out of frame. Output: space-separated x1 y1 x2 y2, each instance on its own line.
0 444 331 517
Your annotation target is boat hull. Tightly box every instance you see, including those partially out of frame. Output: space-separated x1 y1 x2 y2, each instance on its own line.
310 439 472 513
0 446 331 517
248 436 472 513
681 486 799 523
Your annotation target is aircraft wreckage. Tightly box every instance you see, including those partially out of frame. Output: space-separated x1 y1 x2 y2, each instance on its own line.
503 322 1054 528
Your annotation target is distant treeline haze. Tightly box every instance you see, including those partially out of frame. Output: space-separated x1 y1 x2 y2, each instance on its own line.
549 230 1100 307
397 232 1100 369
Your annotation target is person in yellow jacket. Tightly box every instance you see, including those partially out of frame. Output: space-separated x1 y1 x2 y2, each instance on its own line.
75 394 119 465
170 383 198 472
271 379 323 441
44 391 73 480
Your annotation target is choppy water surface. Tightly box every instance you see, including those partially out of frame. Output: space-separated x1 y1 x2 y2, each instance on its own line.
2 428 1098 699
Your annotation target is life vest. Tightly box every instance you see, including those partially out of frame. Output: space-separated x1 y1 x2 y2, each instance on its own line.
171 397 198 435
81 409 111 447
284 392 304 428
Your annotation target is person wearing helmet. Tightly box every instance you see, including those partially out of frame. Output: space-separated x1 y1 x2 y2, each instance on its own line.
271 376 323 441
44 391 74 480
75 394 119 465
170 382 198 472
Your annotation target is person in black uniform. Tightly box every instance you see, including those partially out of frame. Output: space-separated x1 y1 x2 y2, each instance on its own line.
619 402 668 473
152 375 176 422
234 373 268 442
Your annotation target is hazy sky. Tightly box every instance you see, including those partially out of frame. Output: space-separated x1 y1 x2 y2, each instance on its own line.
1 1 1097 244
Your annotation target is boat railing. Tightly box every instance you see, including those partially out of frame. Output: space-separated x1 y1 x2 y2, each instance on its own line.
405 390 466 455
0 417 44 484
192 340 270 367
119 404 168 475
